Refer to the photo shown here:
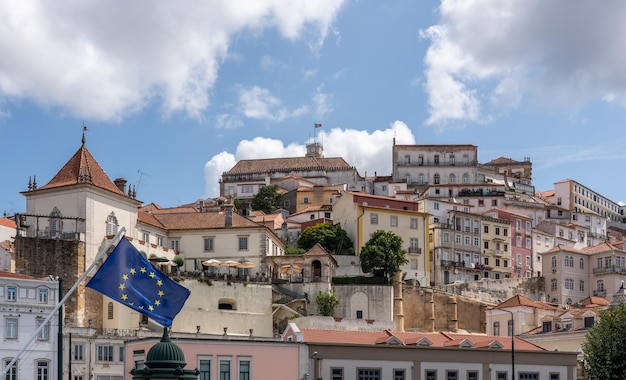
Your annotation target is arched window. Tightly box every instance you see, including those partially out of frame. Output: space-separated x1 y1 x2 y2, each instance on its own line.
449 155 455 165
107 302 114 320
597 279 604 291
418 174 425 185
404 155 411 164
106 213 118 236
551 256 557 268
551 278 557 291
449 174 456 183
218 298 237 310
462 173 470 183
434 174 440 185
49 207 62 238
579 257 584 269
564 278 574 290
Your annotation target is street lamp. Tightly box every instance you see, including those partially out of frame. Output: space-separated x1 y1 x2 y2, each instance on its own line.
500 309 515 380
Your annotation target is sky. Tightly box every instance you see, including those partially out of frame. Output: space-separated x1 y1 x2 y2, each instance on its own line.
2 0 626 215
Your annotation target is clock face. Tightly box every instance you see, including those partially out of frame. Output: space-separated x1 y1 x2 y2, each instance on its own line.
309 146 315 152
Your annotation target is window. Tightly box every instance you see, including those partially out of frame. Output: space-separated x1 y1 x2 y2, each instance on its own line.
358 368 380 380
492 199 497 206
464 236 470 245
434 173 440 184
484 241 489 249
542 321 552 332
394 369 405 380
4 360 16 380
238 237 248 251
493 321 500 335
107 302 114 320
74 344 85 361
356 310 363 319
106 213 118 236
241 185 253 193
495 227 500 235
36 360 49 380
49 207 63 238
446 370 458 380
467 371 478 380
418 174 425 185
519 374 539 380
549 374 560 380
433 202 439 210
434 155 440 164
584 316 595 328
525 238 531 248
38 288 49 303
496 372 507 380
473 237 480 246
199 359 211 380
370 214 378 225
390 216 398 227
238 359 250 380
579 280 585 292
5 317 17 339
410 218 418 229
551 279 557 291
157 236 163 246
170 239 180 251
284 200 291 208
516 236 521 247
119 347 125 362
97 345 114 362
6 285 16 301
219 359 231 380
37 318 49 340
463 173 470 183
303 197 310 204
443 232 449 242
331 368 344 380
204 238 214 252
425 371 437 380
564 278 574 290
449 173 456 183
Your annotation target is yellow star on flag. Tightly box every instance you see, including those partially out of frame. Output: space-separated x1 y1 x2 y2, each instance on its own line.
156 280 163 286
130 268 136 275
122 274 129 281
155 300 161 306
149 272 155 278
121 294 128 301
158 290 164 297
148 305 154 311
119 283 125 290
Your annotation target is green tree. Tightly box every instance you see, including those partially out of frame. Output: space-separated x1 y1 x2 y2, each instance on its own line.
359 230 407 283
297 223 353 254
316 290 339 316
582 303 626 379
250 185 283 213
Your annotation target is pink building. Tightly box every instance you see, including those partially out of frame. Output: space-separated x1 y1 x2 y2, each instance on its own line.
492 209 534 278
125 333 301 380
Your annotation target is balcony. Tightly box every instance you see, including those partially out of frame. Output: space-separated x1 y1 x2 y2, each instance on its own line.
593 290 606 297
592 266 626 274
408 247 422 254
441 260 465 268
397 159 478 167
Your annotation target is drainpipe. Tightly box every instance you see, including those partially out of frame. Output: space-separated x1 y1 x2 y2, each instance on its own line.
58 277 63 380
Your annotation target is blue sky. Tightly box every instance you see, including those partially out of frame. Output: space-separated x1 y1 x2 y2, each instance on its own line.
2 0 626 215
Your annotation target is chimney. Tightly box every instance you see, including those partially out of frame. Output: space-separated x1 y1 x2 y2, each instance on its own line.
225 203 233 227
114 178 127 193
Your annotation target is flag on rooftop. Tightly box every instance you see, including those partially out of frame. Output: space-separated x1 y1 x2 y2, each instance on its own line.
86 237 190 327
314 123 322 128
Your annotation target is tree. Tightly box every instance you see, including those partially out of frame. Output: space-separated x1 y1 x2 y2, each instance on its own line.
582 303 626 379
250 185 283 214
359 230 407 283
297 223 353 254
316 290 339 316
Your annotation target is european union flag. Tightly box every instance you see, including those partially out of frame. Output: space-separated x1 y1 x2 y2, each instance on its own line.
86 237 190 327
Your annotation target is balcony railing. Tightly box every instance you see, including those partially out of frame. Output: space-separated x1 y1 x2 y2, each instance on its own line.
408 247 422 254
592 266 626 274
441 260 465 267
397 160 478 167
593 290 606 296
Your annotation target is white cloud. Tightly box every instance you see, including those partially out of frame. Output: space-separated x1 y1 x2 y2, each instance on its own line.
0 1 345 121
422 0 626 125
215 114 243 130
203 121 416 197
238 86 309 121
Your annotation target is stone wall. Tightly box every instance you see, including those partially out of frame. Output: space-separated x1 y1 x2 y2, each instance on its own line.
14 236 99 327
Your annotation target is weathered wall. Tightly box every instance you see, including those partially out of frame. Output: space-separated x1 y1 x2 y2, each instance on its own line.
14 236 99 327
402 285 488 333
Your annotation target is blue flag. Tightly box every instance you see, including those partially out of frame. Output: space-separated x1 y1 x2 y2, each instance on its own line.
86 237 190 327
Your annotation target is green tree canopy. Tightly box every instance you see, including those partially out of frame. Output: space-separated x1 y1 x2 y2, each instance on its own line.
297 223 353 254
250 185 283 214
359 230 407 283
316 290 339 316
582 303 626 379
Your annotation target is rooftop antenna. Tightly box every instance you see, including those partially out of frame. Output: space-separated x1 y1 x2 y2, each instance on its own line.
136 169 151 193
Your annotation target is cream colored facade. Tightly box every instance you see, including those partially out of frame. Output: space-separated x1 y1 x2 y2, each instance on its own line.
332 192 429 285
481 215 512 279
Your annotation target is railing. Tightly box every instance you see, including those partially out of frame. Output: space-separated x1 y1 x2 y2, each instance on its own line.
397 160 477 167
440 260 465 267
592 266 626 274
593 290 606 296
408 247 422 254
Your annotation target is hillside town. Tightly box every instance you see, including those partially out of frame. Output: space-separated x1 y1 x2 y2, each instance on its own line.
2 134 625 380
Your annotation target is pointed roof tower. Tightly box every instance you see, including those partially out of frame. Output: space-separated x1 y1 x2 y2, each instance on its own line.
23 132 131 198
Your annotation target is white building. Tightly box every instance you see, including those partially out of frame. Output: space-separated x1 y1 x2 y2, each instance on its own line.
0 271 60 380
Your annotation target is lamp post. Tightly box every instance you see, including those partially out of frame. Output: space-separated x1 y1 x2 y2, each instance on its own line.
500 309 515 380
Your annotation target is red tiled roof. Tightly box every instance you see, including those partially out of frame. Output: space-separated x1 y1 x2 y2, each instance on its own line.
225 156 353 175
0 270 48 281
0 218 16 228
300 329 543 351
34 143 128 197
495 294 558 311
138 209 261 230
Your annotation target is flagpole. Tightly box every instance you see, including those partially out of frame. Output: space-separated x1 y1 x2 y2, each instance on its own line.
2 227 127 377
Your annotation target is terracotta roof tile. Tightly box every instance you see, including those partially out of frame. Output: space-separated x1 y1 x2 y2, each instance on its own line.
495 294 558 310
0 218 16 228
35 143 128 197
300 329 543 351
139 208 260 230
225 156 353 175
0 270 48 281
